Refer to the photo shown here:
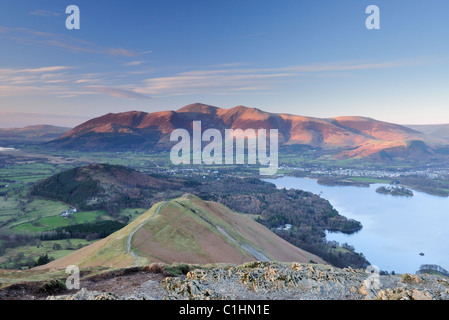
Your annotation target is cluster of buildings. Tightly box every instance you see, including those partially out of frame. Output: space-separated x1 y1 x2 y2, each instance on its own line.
60 208 77 218
276 224 293 231
283 165 449 180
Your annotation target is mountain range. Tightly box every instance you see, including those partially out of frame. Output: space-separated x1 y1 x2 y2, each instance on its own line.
45 103 449 160
405 124 449 142
0 125 70 144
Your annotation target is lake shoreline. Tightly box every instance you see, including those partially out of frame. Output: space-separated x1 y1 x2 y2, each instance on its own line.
265 176 449 275
271 172 449 198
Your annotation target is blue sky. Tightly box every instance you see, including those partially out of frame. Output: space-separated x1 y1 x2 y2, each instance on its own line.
1 0 449 127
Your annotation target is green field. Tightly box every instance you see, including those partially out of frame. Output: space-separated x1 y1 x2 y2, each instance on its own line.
0 150 153 269
12 210 106 233
0 239 95 269
0 197 69 227
0 200 146 269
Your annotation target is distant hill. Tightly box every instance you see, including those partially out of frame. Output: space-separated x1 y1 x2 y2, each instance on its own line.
36 195 326 269
0 125 70 144
46 103 449 160
30 163 185 212
406 124 449 142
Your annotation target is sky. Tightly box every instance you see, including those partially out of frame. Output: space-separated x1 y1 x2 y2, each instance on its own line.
1 0 449 128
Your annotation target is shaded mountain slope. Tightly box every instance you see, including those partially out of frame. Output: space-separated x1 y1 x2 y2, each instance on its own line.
30 163 185 211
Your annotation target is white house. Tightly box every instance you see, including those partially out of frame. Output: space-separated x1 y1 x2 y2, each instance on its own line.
61 208 78 217
277 224 293 231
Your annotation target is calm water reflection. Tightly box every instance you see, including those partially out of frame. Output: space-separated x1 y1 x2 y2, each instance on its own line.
264 176 449 274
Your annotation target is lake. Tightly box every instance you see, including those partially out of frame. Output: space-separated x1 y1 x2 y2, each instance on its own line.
264 176 449 274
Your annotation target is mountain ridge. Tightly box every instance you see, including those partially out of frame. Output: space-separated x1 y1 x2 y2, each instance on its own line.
406 124 449 142
0 125 70 144
35 194 325 269
46 103 449 160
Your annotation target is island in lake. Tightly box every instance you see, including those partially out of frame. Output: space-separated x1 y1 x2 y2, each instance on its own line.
376 185 414 197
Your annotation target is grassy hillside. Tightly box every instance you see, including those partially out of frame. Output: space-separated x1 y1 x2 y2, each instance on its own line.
36 195 325 269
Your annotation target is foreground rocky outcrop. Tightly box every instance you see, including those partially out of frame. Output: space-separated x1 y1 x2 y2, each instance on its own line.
46 262 449 300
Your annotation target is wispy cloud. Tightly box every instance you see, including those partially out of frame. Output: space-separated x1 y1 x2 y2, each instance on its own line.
0 59 418 101
275 60 417 73
124 61 145 67
0 66 72 87
0 25 151 58
75 79 100 84
239 32 266 39
134 59 417 97
0 63 154 100
0 66 94 98
29 9 60 17
88 86 150 100
212 62 248 68
20 66 72 73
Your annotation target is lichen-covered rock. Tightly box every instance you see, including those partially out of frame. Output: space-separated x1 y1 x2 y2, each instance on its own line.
377 288 433 300
402 273 421 284
46 262 449 300
47 288 119 300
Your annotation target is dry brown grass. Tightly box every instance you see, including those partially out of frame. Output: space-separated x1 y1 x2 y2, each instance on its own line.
34 195 326 270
